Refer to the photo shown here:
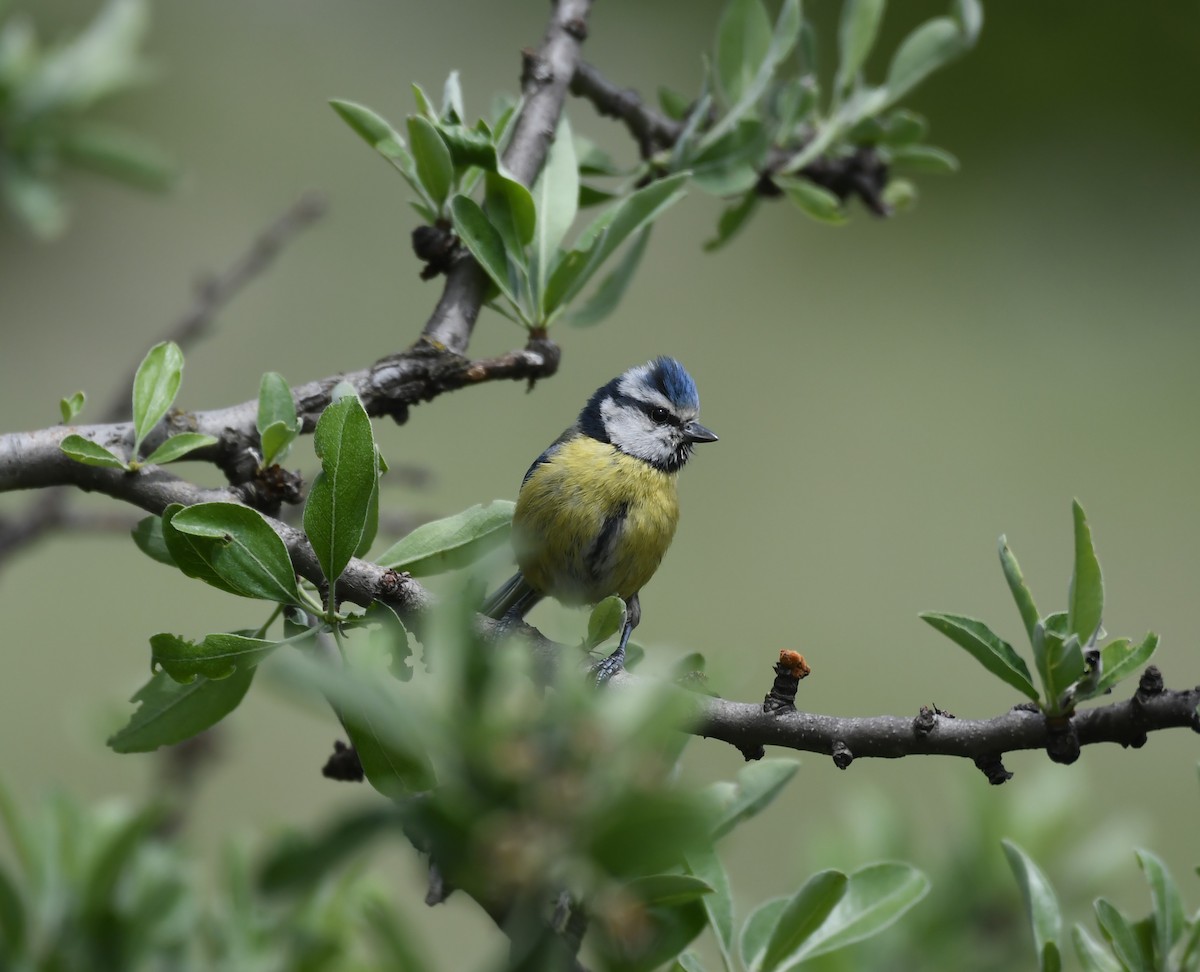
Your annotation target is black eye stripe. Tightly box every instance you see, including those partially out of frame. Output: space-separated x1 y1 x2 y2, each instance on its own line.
612 392 680 426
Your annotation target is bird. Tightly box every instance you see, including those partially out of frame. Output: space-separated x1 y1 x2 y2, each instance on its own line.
484 356 718 681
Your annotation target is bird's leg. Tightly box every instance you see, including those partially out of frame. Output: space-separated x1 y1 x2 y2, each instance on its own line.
591 593 640 685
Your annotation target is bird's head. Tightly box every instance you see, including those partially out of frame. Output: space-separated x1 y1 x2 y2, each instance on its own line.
579 356 718 472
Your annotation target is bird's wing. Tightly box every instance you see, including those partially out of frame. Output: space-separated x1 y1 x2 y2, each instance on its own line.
521 423 579 485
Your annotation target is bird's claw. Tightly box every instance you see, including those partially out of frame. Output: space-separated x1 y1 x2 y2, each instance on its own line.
589 646 625 686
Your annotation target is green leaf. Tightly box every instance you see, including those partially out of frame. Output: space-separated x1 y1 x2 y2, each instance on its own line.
60 390 86 423
1067 500 1104 645
168 502 302 604
836 0 887 94
781 863 931 964
2 168 68 239
355 448 383 559
686 845 735 964
257 806 402 895
407 115 454 209
293 647 436 795
411 82 437 119
1095 898 1153 972
485 171 536 257
711 758 799 839
674 953 708 972
954 0 984 46
779 177 847 224
1072 925 1123 972
715 0 773 105
304 396 378 590
705 193 759 252
585 790 714 879
888 144 960 173
1136 849 1185 962
532 115 579 308
760 870 848 971
108 668 254 753
377 500 515 575
329 98 424 194
131 515 176 566
659 86 692 120
442 69 464 121
450 194 520 308
257 372 301 466
1094 632 1158 695
919 613 1039 701
998 535 1040 644
884 17 965 106
1075 927 1125 972
131 340 184 454
141 432 217 465
151 631 276 683
625 874 714 907
60 433 127 469
586 596 627 649
59 123 176 191
568 226 652 326
437 122 500 171
741 897 789 971
700 0 800 150
543 173 688 319
882 177 918 212
1034 622 1085 713
883 109 928 145
81 802 170 921
15 0 150 115
1003 840 1063 972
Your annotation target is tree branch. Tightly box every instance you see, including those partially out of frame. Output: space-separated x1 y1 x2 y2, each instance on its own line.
604 662 1200 783
0 192 326 569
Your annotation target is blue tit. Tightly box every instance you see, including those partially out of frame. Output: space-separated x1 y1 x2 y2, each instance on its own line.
485 356 718 679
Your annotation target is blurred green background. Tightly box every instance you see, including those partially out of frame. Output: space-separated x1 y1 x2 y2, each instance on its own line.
3 0 1199 965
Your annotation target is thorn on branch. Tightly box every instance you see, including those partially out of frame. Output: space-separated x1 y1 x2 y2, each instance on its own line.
912 703 953 736
831 740 853 770
763 650 809 714
973 753 1013 785
321 739 364 782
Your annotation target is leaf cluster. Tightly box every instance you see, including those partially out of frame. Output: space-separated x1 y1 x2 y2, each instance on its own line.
60 340 217 471
921 500 1158 716
0 782 428 971
693 0 978 248
1006 837 1200 972
0 0 175 238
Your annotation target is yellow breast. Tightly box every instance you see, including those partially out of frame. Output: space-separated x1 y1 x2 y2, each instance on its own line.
513 435 680 605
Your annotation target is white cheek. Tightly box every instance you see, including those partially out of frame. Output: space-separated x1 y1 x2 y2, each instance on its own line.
600 400 677 464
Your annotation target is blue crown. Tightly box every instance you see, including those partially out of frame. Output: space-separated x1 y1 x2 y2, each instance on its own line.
647 356 699 409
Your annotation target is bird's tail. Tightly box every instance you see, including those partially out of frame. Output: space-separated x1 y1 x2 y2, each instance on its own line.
483 571 543 620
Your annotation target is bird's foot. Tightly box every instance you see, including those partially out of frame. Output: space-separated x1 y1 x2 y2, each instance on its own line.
589 645 625 686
